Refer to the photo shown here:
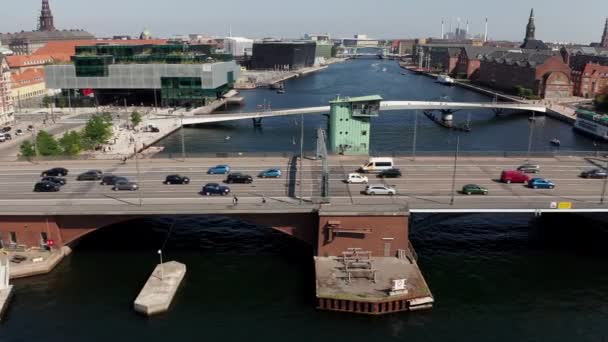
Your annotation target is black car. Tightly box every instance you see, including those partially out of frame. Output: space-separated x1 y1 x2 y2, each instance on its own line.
201 183 231 196
77 170 103 181
41 176 67 185
41 167 68 177
34 181 60 192
100 175 128 185
164 175 190 184
378 168 402 178
580 169 608 179
225 173 253 184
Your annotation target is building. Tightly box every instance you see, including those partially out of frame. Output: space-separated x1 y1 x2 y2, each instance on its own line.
327 95 382 155
0 56 14 125
45 43 240 107
11 68 47 109
414 43 464 74
0 1 94 55
224 37 254 57
477 50 572 98
561 46 608 98
342 35 379 48
251 40 316 70
394 40 416 56
454 46 503 79
520 9 549 50
32 39 167 63
602 18 608 48
5 54 54 73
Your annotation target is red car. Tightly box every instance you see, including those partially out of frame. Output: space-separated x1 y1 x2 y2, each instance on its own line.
500 170 530 184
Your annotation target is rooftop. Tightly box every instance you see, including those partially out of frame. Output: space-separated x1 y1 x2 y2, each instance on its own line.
330 95 383 104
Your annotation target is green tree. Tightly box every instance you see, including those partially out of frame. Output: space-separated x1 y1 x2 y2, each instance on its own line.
57 96 68 108
101 112 113 124
36 131 61 156
59 131 82 155
20 141 36 158
83 115 113 146
131 111 143 128
596 93 608 111
42 95 53 108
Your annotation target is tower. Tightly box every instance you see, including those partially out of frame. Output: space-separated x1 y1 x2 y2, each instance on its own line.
328 95 382 155
524 8 536 44
601 18 608 48
38 0 55 32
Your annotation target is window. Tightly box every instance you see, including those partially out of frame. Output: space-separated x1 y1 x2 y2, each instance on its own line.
9 232 17 245
361 130 368 136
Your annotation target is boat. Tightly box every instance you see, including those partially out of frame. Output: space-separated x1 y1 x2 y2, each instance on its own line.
573 109 608 141
277 89 285 94
437 75 455 85
550 138 561 146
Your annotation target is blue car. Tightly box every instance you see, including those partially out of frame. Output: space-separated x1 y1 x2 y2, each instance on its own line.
207 165 231 175
259 168 282 178
528 178 555 189
201 183 231 196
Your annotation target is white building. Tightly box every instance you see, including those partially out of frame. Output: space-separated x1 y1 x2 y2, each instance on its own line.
224 37 254 57
342 34 380 48
0 56 14 126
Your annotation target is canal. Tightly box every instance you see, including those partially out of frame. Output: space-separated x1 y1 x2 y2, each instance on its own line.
2 60 608 341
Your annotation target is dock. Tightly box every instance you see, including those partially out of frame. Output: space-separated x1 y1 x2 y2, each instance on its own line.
0 257 13 321
134 261 186 316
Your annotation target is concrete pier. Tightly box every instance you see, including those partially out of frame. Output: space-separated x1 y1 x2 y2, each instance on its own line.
134 261 186 316
0 257 13 320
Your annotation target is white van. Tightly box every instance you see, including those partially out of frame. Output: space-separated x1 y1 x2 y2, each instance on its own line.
359 157 394 173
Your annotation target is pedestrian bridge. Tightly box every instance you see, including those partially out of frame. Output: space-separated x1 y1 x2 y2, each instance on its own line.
181 101 546 125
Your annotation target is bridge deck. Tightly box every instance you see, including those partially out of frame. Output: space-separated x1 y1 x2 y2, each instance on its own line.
0 156 606 214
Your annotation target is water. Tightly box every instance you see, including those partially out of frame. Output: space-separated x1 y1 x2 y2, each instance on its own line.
3 60 608 341
156 59 603 155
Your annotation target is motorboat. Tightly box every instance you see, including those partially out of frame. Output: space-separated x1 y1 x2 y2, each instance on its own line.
550 138 561 146
437 75 455 85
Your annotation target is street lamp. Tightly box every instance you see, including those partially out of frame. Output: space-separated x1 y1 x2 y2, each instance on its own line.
180 114 186 161
527 111 535 160
450 135 460 206
157 249 164 281
412 110 418 161
134 140 143 207
601 159 608 204
299 113 304 205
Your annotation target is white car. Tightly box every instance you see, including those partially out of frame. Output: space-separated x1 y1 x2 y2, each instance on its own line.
346 173 368 184
364 185 396 196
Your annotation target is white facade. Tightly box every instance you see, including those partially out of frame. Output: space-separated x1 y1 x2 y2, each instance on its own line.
224 37 254 57
0 56 14 126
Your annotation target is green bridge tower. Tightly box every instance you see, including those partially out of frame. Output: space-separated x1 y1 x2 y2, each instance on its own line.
328 95 382 155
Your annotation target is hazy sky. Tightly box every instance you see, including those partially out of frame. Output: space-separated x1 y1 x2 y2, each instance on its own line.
1 0 606 43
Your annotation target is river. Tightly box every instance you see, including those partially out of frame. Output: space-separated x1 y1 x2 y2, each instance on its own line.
2 59 608 341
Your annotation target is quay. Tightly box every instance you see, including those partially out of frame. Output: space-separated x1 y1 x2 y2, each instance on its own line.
134 261 186 316
0 257 13 321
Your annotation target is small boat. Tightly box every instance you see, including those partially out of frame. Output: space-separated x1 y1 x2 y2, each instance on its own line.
528 116 537 121
382 67 387 72
225 136 231 141
437 75 455 85
550 138 561 146
277 89 285 94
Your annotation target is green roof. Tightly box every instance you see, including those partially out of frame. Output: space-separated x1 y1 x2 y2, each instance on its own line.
330 95 383 104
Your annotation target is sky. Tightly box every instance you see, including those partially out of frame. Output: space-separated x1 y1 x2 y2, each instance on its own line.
0 0 606 43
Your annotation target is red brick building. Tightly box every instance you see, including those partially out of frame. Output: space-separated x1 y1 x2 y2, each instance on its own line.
477 50 572 98
454 46 503 79
560 46 608 98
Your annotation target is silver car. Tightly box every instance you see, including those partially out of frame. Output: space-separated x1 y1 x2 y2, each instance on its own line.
517 163 540 173
364 184 396 196
112 180 139 191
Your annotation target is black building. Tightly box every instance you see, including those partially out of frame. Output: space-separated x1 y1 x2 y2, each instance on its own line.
251 41 316 70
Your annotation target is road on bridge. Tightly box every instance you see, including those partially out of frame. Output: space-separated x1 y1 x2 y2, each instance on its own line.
0 156 607 214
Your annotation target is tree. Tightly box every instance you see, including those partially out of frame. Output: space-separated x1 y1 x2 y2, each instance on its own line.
20 141 36 158
596 93 608 111
42 95 53 108
131 111 143 128
82 115 112 146
59 131 82 155
101 112 113 124
36 131 61 156
57 96 68 108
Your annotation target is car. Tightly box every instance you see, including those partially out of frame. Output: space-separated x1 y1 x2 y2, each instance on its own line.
41 167 68 177
112 180 139 191
207 165 231 175
360 157 395 173
41 176 67 185
528 178 555 189
1 133 11 140
2 127 10 133
0 134 5 143
580 169 608 179
462 184 488 195
164 174 190 184
378 168 402 178
100 175 127 185
364 184 396 196
77 171 103 181
15 129 24 136
259 169 282 178
346 173 369 184
517 163 540 173
225 173 253 184
500 170 530 184
34 181 60 192
201 183 231 196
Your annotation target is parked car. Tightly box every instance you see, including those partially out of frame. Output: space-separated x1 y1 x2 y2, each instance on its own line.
100 175 127 185
259 169 282 178
462 184 488 195
528 178 555 189
201 183 231 196
580 169 608 179
41 167 68 177
207 165 231 175
0 134 5 142
346 173 369 184
41 176 67 185
77 171 103 181
378 168 402 178
15 129 24 136
0 133 12 140
164 175 190 184
2 127 11 133
34 181 60 192
226 173 253 184
112 180 139 191
517 163 540 173
500 170 530 184
364 184 396 196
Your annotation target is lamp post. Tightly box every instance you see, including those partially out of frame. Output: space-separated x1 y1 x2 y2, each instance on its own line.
527 111 535 160
450 135 460 206
180 114 186 161
299 113 304 205
412 110 418 161
601 159 608 204
157 249 164 281
134 141 143 207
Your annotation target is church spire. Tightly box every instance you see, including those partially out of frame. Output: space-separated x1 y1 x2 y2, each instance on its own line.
602 18 608 48
38 0 55 32
524 8 536 43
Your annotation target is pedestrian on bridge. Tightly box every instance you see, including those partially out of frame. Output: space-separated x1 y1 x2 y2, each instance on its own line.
233 195 238 206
